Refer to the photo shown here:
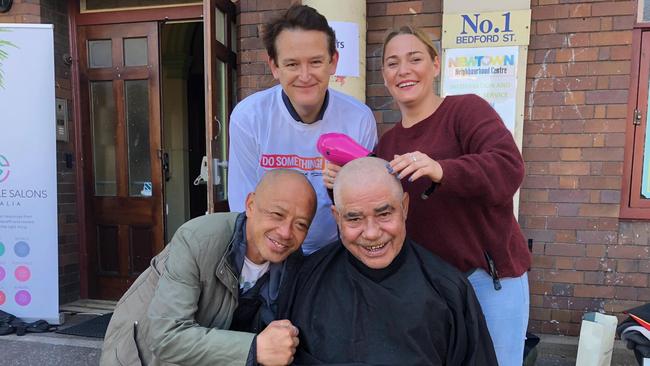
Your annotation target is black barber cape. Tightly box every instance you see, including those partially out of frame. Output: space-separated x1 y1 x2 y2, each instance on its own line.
277 239 498 366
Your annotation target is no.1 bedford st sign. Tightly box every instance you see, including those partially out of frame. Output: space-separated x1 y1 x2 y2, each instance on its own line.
442 9 531 48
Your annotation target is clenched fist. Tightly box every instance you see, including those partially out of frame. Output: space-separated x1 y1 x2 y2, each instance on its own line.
256 319 300 366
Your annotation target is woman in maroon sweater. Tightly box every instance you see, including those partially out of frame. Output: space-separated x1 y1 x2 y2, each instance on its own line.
324 26 531 366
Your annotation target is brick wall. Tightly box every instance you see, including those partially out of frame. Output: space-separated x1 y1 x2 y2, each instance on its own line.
524 0 639 336
1 0 81 304
237 0 301 99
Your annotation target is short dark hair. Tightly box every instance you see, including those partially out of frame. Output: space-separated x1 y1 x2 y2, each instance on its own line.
263 4 336 65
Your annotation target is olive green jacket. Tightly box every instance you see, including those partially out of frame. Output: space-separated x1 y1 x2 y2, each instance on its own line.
100 212 255 366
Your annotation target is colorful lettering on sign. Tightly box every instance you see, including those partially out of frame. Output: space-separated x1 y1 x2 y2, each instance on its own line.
260 154 324 171
448 55 516 67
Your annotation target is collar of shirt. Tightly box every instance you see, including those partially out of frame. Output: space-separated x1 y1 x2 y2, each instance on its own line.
228 214 284 305
346 239 409 282
281 89 330 123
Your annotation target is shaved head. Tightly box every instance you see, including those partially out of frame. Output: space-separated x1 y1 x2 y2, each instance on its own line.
333 157 403 208
245 169 317 264
331 157 409 269
255 169 317 217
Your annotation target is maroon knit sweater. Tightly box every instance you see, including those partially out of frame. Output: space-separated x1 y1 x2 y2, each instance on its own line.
375 94 531 278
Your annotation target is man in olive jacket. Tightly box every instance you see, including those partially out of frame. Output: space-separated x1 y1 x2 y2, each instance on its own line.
100 170 316 366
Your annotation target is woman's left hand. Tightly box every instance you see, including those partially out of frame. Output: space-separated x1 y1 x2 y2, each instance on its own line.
389 151 444 183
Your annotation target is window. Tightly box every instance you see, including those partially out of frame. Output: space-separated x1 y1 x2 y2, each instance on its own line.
622 29 650 218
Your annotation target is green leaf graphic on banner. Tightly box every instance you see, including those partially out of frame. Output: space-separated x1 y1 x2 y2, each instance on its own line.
0 28 19 89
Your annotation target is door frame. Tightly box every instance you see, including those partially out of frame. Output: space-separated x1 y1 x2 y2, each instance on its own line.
68 0 203 298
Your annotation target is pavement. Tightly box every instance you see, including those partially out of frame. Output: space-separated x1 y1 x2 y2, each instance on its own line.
0 313 102 366
0 302 643 366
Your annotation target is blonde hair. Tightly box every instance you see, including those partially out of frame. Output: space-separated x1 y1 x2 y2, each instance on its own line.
382 25 438 62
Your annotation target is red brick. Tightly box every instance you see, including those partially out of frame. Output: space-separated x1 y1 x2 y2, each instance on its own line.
613 15 635 31
591 2 636 17
532 5 570 20
556 48 599 63
545 243 585 257
559 148 581 161
536 20 558 35
520 202 558 216
574 285 615 298
553 105 594 119
548 189 590 203
608 245 650 259
568 4 591 18
524 120 562 134
367 16 394 30
554 76 598 91
617 259 639 273
546 270 584 284
578 176 621 189
527 78 555 93
565 62 589 77
578 204 619 217
605 273 648 287
530 34 567 50
591 32 633 46
557 18 601 33
585 90 628 104
606 105 628 118
527 63 566 78
531 92 566 106
600 17 613 32
581 148 624 161
584 119 626 133
610 45 632 60
548 162 590 175
386 1 422 15
566 33 591 48
551 134 593 147
525 215 548 228
522 176 559 189
615 287 638 300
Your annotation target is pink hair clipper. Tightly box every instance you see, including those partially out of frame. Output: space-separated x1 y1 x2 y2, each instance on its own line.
317 133 372 166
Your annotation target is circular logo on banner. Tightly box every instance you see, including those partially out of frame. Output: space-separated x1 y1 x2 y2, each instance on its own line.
0 291 5 305
15 290 31 306
14 241 30 258
0 266 5 281
0 242 5 256
15 266 30 282
0 155 10 183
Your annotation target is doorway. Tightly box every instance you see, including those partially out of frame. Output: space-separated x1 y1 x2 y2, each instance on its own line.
77 22 165 299
74 1 236 300
160 21 207 242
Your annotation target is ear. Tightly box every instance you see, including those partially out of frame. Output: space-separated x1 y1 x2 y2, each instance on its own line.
268 56 280 80
432 55 441 78
330 204 340 222
328 51 340 76
401 192 409 219
245 192 255 217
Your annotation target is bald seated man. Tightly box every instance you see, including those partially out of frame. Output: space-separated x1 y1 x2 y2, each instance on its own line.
278 157 498 365
101 169 316 366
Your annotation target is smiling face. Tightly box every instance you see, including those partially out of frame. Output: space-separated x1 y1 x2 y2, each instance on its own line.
245 172 316 264
333 176 409 270
269 29 338 123
381 33 440 109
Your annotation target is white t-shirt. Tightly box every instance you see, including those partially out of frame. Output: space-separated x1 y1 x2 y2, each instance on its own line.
239 257 270 292
228 85 377 254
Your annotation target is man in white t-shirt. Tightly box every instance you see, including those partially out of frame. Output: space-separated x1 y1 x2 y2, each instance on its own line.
228 5 377 254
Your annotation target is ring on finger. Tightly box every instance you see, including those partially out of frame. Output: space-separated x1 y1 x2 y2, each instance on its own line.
411 155 417 162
